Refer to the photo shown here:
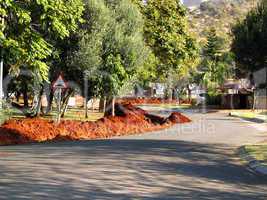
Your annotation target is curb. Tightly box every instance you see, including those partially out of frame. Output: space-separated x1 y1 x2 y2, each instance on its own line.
238 146 267 176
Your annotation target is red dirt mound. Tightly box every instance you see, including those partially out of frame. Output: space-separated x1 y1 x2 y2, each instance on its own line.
0 104 191 145
118 98 192 105
105 103 148 116
166 112 192 123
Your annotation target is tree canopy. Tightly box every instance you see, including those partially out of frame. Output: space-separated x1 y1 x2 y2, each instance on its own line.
72 0 149 99
232 0 267 76
196 28 234 92
0 0 84 81
133 0 199 78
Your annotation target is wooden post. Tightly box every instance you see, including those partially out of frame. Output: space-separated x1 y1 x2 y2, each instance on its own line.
84 73 88 118
57 88 62 124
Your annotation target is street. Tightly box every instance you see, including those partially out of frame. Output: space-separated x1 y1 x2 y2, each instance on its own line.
1 0 267 199
0 108 266 199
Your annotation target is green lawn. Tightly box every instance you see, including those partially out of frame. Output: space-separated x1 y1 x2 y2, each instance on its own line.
244 144 267 167
0 110 12 125
42 108 103 122
230 111 267 122
1 103 189 124
0 113 7 125
3 107 103 122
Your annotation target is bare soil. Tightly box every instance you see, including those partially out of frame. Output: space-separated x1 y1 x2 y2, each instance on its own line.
118 97 191 105
0 103 191 146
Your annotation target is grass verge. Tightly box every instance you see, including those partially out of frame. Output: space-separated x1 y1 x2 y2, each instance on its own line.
0 112 8 125
0 108 13 125
244 144 267 167
230 110 267 123
6 107 103 122
42 108 103 122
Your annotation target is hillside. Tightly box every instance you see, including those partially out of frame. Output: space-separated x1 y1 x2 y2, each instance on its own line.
187 0 259 45
183 0 206 8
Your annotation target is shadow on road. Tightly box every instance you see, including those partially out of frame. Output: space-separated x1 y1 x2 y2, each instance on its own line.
0 140 267 200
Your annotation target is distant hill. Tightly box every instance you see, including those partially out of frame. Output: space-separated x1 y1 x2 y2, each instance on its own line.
186 0 259 45
183 0 207 8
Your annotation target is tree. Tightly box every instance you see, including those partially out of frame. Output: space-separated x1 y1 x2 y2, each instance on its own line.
0 0 84 81
72 0 148 116
232 0 267 109
232 0 267 76
132 0 199 78
197 28 234 95
135 52 158 88
0 0 84 115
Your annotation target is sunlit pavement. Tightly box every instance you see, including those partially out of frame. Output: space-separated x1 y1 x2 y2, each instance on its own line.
0 108 267 199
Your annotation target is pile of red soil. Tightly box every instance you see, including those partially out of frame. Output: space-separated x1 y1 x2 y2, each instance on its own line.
166 112 192 124
118 97 191 105
0 103 191 146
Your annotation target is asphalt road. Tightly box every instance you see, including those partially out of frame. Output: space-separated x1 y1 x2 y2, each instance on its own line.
0 107 266 200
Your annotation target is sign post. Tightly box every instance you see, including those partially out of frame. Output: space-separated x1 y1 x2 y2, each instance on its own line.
52 75 67 124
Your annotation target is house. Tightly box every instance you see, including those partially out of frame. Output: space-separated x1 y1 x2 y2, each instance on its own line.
221 79 253 109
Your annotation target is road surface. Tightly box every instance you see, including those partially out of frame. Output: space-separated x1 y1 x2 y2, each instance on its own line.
0 107 266 199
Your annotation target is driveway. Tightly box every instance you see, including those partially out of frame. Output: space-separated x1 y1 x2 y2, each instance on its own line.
0 107 266 199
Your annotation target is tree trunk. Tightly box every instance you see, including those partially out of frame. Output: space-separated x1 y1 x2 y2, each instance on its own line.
22 84 29 108
111 97 115 117
103 97 107 114
92 98 95 112
187 85 191 103
85 96 88 118
61 90 73 118
15 92 20 102
104 97 115 117
99 97 106 112
169 88 173 100
150 87 154 97
84 76 88 118
61 103 68 118
45 89 54 114
35 86 44 117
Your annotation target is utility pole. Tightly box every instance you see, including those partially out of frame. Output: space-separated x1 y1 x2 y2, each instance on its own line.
0 16 4 109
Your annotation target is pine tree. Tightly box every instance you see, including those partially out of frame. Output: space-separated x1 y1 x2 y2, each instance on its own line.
199 28 234 89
